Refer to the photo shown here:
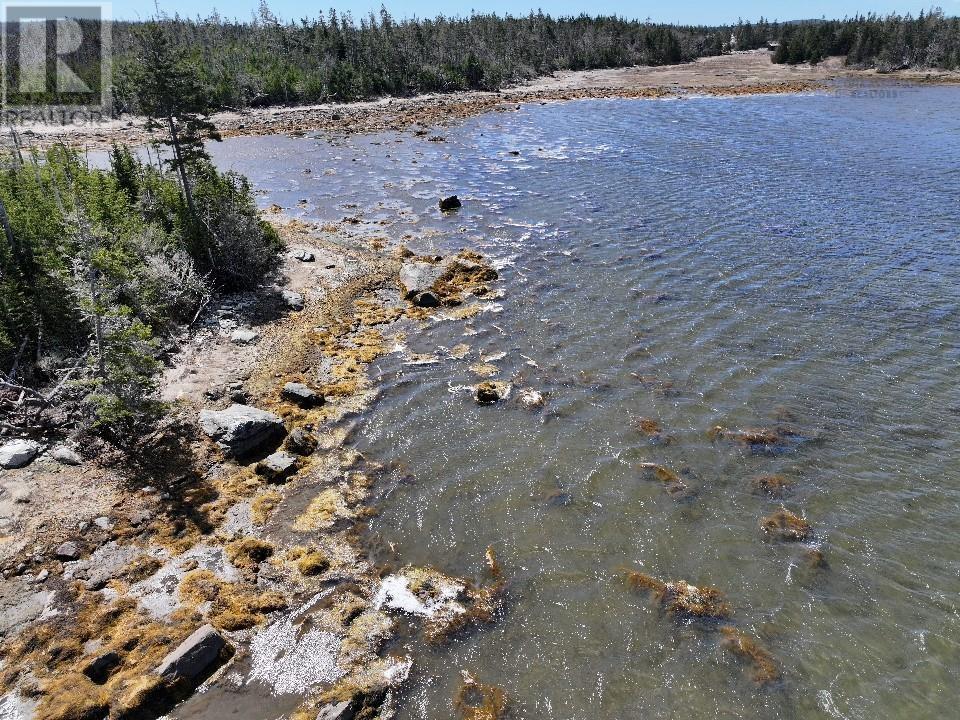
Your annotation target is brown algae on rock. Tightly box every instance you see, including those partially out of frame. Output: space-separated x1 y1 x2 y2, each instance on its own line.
374 565 504 645
760 508 812 541
625 571 732 621
720 626 782 687
750 474 793 498
455 670 510 720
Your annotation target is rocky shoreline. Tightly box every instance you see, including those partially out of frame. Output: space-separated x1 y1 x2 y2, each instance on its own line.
15 51 960 152
0 212 510 720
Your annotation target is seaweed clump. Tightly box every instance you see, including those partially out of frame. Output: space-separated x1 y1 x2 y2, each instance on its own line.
720 626 782 687
760 508 812 541
750 474 792 498
625 571 732 622
638 463 695 501
454 670 510 720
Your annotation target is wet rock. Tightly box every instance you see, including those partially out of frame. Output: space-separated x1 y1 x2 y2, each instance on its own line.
316 701 352 720
154 624 229 685
517 388 544 410
282 290 305 311
455 670 509 720
399 261 445 300
281 382 324 408
55 541 82 560
256 451 299 483
0 439 40 469
751 474 792 498
82 650 121 683
50 445 82 466
199 404 286 458
231 328 259 344
286 428 318 456
439 195 462 211
760 508 812 541
474 381 510 405
293 249 315 262
625 571 732 622
720 626 782 686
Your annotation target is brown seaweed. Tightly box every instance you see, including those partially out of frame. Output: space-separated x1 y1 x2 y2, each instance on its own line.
625 571 732 622
720 626 782 687
454 671 510 720
750 474 793 498
760 508 812 541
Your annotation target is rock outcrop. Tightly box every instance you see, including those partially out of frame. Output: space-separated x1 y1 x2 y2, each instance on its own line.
199 404 286 458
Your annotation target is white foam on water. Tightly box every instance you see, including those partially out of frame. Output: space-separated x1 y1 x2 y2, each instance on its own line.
247 593 345 696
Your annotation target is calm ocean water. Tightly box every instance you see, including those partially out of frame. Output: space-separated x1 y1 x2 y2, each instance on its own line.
206 84 960 719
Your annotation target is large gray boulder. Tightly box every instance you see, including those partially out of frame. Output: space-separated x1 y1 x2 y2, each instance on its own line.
0 439 41 469
155 624 228 684
199 404 285 458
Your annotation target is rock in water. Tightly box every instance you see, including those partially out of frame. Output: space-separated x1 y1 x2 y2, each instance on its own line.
399 262 445 301
154 624 229 684
517 388 545 410
281 290 304 311
475 382 501 405
281 382 324 408
50 445 82 466
199 404 285 458
439 195 462 211
256 451 299 483
0 439 41 469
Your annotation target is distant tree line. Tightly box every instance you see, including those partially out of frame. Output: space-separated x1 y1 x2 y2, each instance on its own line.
770 10 960 69
109 7 731 110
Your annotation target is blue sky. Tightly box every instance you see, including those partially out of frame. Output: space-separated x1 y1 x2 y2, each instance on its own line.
114 1 958 24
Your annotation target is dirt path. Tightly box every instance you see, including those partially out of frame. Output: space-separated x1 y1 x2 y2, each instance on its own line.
17 51 960 151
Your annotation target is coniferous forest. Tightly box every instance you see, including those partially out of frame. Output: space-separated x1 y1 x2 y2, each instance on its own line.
103 7 960 113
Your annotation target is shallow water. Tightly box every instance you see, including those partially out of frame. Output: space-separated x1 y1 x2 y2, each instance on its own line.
207 85 960 720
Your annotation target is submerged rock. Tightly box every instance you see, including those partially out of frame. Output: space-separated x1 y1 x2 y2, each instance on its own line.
760 508 812 541
455 670 509 720
516 388 545 410
154 624 230 685
199 404 286 458
625 571 732 622
751 474 792 498
720 626 782 687
474 381 510 405
281 381 324 408
439 195 462 211
0 439 40 469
